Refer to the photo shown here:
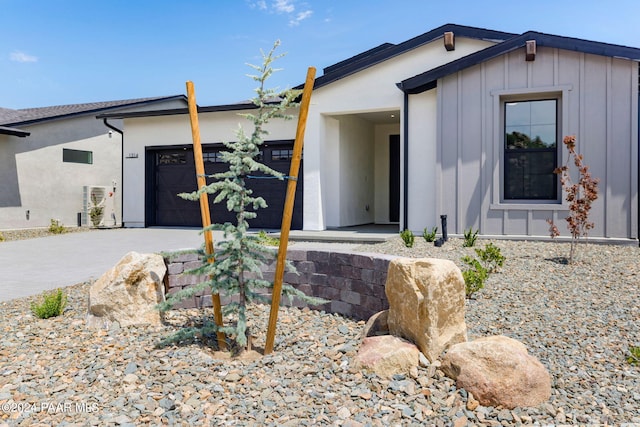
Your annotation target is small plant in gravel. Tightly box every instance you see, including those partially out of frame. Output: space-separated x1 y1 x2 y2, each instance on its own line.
422 226 437 242
474 242 505 273
159 41 325 354
628 346 640 366
48 219 66 234
0 231 4 242
547 135 599 264
461 242 505 297
400 229 415 248
463 227 478 247
461 256 488 298
31 289 67 319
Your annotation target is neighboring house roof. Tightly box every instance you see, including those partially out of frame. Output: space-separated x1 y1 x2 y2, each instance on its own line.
307 23 517 91
97 100 258 120
0 95 187 127
0 107 23 123
398 31 640 94
97 98 290 120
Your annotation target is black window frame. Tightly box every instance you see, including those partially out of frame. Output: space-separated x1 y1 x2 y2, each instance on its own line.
63 148 93 164
503 98 559 201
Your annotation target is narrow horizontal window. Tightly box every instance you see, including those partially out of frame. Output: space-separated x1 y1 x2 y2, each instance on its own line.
157 152 186 165
63 148 93 164
271 149 294 161
203 152 223 163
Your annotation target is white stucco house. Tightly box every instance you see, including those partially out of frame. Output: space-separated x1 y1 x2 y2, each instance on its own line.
0 96 187 229
99 24 640 243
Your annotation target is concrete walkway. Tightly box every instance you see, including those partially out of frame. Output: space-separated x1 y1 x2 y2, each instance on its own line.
0 226 392 302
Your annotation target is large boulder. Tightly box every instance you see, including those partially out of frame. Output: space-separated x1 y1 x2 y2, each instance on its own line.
87 251 167 329
385 258 467 362
441 335 551 409
354 335 420 379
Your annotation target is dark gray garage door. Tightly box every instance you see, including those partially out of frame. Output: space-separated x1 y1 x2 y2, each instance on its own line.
146 141 302 229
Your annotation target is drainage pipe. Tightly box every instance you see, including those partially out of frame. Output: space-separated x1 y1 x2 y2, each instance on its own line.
403 92 409 230
103 118 124 228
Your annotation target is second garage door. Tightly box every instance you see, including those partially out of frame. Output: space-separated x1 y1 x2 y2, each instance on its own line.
147 141 303 229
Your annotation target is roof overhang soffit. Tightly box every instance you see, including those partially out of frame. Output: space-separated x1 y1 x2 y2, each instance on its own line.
0 126 30 137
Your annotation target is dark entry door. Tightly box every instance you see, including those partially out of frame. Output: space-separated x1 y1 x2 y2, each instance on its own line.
147 142 303 229
389 134 400 222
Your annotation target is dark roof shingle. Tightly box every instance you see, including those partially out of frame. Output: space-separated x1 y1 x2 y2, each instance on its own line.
0 95 187 126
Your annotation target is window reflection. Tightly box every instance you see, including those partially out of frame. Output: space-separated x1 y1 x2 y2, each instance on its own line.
505 100 556 149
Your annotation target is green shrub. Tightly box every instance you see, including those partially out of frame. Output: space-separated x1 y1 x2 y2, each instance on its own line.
257 230 280 246
463 227 478 247
628 346 640 366
422 226 438 242
31 289 67 319
48 219 66 234
0 232 4 242
461 256 488 298
89 206 104 227
400 229 415 248
475 242 505 273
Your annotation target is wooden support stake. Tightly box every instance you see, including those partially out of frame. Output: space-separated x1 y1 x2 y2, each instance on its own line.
264 67 316 355
186 81 226 350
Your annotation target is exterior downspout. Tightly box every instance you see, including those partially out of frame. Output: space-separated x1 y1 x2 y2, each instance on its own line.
103 118 124 228
403 92 409 230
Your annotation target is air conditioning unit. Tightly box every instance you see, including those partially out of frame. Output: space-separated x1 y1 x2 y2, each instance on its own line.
83 185 116 227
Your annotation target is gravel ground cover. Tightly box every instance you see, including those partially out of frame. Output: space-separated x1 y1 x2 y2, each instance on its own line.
0 234 639 426
0 227 94 242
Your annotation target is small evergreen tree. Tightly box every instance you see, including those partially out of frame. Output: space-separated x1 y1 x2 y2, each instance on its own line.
159 41 324 353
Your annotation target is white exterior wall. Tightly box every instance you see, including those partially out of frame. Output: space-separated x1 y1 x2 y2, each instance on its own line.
322 116 340 226
338 115 375 226
407 90 438 232
122 110 298 227
0 117 121 229
304 37 496 230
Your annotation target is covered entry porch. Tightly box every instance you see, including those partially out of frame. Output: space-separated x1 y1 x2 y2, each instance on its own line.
320 109 401 232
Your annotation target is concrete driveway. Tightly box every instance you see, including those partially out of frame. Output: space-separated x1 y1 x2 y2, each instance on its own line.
0 228 209 302
0 226 380 303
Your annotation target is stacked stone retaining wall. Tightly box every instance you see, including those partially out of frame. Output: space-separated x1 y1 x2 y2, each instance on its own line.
163 249 399 320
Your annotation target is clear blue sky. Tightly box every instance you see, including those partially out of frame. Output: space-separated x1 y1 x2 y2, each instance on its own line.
2 0 639 109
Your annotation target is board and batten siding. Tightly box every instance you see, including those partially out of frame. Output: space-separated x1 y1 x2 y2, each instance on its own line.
436 46 638 240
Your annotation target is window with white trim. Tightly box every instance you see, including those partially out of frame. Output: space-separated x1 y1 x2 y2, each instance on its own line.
503 99 558 201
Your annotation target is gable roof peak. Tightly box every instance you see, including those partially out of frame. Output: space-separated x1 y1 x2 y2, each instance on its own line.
398 29 640 95
307 23 517 91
